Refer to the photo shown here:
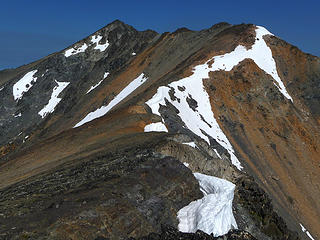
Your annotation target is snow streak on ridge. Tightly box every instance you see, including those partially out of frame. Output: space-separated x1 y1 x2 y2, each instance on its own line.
177 173 237 236
38 80 70 118
74 73 148 128
207 26 292 101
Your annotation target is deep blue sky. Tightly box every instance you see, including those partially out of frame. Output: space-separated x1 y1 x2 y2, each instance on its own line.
0 0 319 70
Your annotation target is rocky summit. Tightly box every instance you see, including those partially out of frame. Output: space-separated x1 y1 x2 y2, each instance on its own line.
0 20 319 240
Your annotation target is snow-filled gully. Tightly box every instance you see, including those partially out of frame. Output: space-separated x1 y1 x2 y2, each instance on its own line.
177 173 237 237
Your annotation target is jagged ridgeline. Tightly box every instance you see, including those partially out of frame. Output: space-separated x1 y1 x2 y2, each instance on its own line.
0 20 319 240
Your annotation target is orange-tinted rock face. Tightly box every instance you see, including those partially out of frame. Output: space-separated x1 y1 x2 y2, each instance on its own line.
204 58 320 238
266 35 320 120
0 143 16 156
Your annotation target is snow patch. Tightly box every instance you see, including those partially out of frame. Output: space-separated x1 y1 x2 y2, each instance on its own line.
75 73 148 128
38 80 70 118
13 70 38 101
144 122 168 132
183 142 197 148
14 113 22 118
183 162 190 168
300 223 315 240
41 69 48 77
132 52 136 56
23 135 29 143
64 34 109 58
91 35 102 45
86 72 109 94
0 86 4 91
91 35 109 52
177 173 237 236
64 43 88 57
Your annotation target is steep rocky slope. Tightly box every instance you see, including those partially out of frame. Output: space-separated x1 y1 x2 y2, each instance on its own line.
0 20 319 240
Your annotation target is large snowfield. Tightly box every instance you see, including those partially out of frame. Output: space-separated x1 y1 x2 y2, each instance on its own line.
145 26 294 171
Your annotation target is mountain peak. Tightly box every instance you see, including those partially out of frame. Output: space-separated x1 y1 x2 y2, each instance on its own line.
106 19 129 28
208 22 232 31
173 27 193 34
92 19 136 35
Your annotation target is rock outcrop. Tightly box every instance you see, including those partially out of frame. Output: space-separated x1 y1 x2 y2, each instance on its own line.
129 225 257 240
0 140 202 239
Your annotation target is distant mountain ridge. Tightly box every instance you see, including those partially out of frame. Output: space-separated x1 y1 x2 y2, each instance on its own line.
0 20 319 240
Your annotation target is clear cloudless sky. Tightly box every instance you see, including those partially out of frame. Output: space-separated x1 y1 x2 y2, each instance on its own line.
0 0 319 70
